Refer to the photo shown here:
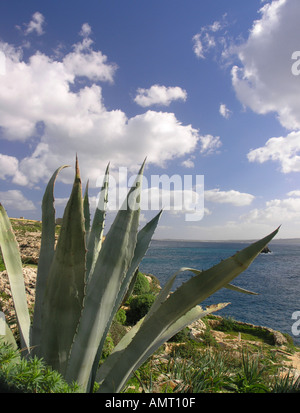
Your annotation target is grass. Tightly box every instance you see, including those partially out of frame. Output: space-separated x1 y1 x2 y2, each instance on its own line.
10 218 42 235
210 315 275 345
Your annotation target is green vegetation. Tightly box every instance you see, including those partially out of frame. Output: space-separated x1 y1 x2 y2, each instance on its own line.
0 339 79 393
0 251 5 272
132 271 150 295
126 294 156 325
211 316 275 345
0 157 283 393
123 322 300 394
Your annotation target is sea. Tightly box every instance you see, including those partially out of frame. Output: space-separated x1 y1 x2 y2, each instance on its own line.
139 239 300 345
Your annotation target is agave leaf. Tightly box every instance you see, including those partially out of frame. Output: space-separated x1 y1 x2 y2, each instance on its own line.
31 165 69 354
95 318 145 385
118 210 162 313
121 267 139 306
40 157 86 375
0 311 18 350
86 163 109 280
65 159 146 391
83 179 91 242
144 266 188 321
88 209 162 392
0 204 31 352
225 283 258 295
98 226 280 392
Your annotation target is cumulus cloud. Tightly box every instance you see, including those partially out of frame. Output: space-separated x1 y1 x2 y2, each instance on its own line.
205 188 255 206
247 130 300 173
0 24 200 187
0 154 28 185
243 196 300 224
134 85 187 107
231 0 300 130
63 34 117 83
0 190 36 211
287 190 300 197
0 154 19 180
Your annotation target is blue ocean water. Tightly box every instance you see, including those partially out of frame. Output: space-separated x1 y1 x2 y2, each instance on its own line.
140 239 300 344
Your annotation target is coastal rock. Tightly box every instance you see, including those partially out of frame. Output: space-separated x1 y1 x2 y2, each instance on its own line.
269 329 288 346
261 245 271 254
189 319 207 341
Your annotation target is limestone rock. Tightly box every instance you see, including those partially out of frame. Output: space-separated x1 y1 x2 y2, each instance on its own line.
189 319 207 342
0 267 37 334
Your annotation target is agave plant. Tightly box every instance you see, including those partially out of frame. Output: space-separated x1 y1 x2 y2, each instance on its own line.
0 157 279 393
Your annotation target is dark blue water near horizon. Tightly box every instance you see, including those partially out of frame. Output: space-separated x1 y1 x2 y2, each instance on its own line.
140 239 300 344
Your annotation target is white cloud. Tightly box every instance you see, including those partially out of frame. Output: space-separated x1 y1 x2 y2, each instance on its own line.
0 154 19 179
0 190 36 211
192 33 205 59
192 14 228 59
219 103 232 119
181 158 195 168
63 34 117 83
199 134 222 155
24 12 45 36
79 23 92 38
242 196 300 224
231 0 300 130
247 130 300 173
0 28 200 187
122 111 199 168
287 190 300 197
134 85 187 107
0 154 28 185
205 188 255 206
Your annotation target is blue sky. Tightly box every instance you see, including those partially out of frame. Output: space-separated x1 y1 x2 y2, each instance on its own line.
1 0 300 240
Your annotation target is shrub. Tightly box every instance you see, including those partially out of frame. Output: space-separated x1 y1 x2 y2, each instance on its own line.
126 293 156 325
101 334 115 360
0 339 79 393
168 327 190 343
114 308 126 325
109 320 128 347
132 271 150 295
